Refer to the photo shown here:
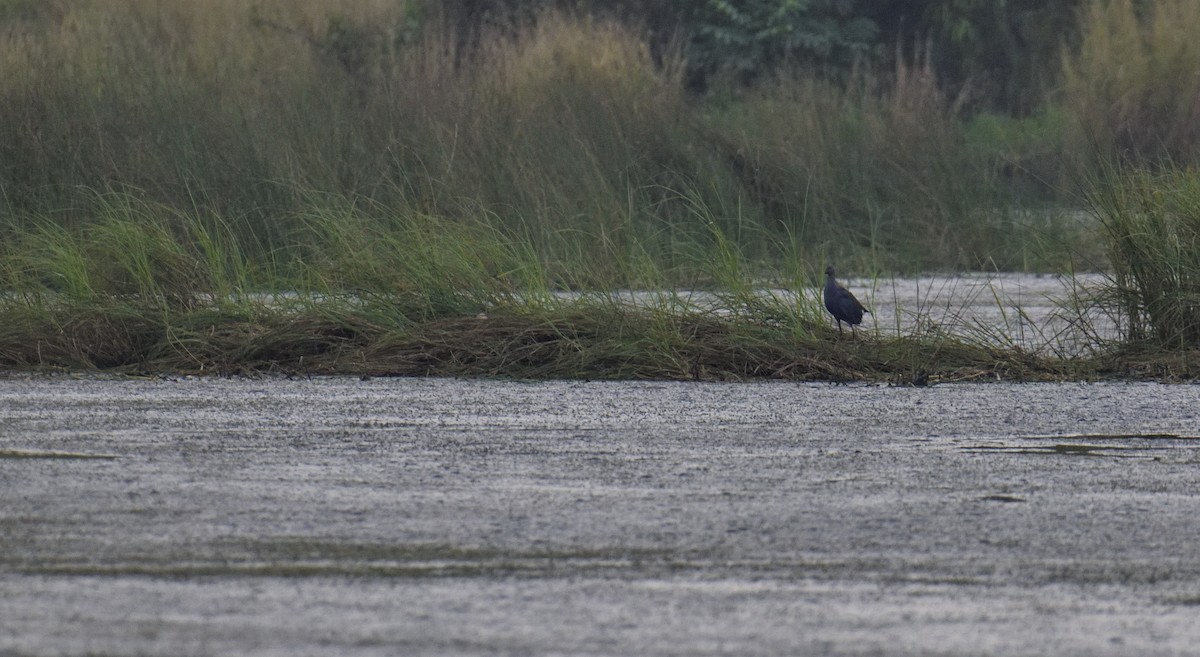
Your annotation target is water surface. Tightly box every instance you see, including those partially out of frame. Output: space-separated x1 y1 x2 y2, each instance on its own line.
2 376 1198 656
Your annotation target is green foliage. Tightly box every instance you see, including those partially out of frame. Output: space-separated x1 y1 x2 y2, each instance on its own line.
0 190 1112 379
289 199 538 319
1086 160 1200 347
963 108 1071 199
702 65 1073 272
912 0 1081 111
0 0 56 22
4 0 1200 377
689 0 878 82
0 0 1101 280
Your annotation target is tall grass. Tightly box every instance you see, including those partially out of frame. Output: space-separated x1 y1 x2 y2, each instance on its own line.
0 0 1076 275
0 190 1092 380
0 190 835 376
1063 0 1200 161
1055 0 1200 354
6 2 1200 377
1084 159 1200 347
706 56 1045 273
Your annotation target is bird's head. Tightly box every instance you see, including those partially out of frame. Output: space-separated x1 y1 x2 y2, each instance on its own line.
824 266 836 278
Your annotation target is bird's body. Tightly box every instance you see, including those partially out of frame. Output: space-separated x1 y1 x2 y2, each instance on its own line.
823 266 869 335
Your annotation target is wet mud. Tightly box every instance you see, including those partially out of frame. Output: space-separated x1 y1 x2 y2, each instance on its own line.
2 376 1200 656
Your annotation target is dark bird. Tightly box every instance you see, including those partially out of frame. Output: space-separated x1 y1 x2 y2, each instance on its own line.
823 266 869 336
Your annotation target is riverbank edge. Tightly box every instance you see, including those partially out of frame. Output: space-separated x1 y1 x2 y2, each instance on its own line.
2 308 1196 384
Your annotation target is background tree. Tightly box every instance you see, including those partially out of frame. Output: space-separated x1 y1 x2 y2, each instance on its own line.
421 0 1081 112
683 0 879 87
867 0 1081 113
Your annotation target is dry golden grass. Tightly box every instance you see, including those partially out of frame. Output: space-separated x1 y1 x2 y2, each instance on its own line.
1063 0 1200 158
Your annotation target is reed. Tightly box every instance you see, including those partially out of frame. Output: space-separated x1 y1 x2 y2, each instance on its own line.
0 189 1158 381
1084 158 1200 347
1062 0 1200 161
0 1 1074 274
8 1 1200 379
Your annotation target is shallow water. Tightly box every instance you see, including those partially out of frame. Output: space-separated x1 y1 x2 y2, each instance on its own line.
596 273 1116 355
3 376 1200 656
847 272 1115 353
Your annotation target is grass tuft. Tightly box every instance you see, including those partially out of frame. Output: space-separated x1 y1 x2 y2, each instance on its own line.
1084 159 1200 347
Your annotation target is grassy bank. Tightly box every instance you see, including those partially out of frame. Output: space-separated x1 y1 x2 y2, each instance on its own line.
2 2 1200 379
0 192 1195 382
